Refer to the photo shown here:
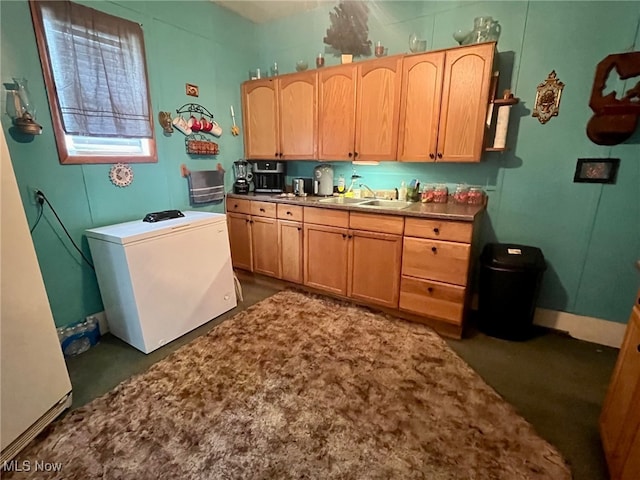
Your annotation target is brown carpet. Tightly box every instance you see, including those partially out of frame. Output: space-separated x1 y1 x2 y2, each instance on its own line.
6 290 571 479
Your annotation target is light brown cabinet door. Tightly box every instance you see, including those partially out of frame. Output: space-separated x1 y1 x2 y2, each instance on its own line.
242 79 279 160
279 73 317 160
356 56 402 161
349 230 402 308
304 223 349 295
318 65 357 160
600 306 640 480
227 213 252 271
278 220 303 283
397 51 445 162
251 216 280 277
438 42 494 162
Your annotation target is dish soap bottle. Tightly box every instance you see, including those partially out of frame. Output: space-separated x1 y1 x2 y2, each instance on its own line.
398 181 407 201
337 174 345 195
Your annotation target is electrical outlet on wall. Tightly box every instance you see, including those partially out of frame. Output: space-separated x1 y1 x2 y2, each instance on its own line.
27 185 40 205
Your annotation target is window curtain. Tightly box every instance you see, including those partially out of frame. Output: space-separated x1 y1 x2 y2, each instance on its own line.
37 1 152 138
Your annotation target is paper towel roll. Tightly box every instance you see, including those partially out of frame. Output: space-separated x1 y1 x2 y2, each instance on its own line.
493 105 511 149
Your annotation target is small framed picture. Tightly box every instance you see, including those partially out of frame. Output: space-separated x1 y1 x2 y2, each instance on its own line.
573 158 620 184
185 83 199 97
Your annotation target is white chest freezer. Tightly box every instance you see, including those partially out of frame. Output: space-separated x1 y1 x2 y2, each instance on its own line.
86 211 237 353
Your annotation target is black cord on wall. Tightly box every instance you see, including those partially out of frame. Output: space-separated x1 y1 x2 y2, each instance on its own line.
31 190 95 270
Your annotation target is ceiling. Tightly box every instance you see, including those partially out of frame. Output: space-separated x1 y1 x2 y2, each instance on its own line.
214 0 331 24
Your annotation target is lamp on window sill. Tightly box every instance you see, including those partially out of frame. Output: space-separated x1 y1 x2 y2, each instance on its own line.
5 78 42 135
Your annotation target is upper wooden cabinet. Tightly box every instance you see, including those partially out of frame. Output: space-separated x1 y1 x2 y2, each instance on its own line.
242 43 496 163
318 65 357 160
242 78 278 160
317 57 402 161
398 42 495 162
242 72 317 160
355 56 403 161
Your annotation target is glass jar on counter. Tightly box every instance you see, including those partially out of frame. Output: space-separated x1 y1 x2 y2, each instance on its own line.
421 184 434 203
467 187 485 205
433 184 448 203
453 184 469 204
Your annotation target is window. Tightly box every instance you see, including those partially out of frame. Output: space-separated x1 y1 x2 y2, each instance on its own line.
29 0 157 164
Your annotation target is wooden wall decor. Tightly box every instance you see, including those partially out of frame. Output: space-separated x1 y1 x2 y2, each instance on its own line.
532 71 564 124
587 51 640 145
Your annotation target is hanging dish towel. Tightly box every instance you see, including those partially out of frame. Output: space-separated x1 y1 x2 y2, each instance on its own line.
187 169 225 205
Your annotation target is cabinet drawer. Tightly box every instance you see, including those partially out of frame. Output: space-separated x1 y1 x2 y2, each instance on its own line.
304 206 349 228
404 217 472 243
251 201 277 218
402 237 470 285
349 211 404 235
226 197 251 215
277 204 303 222
399 276 465 325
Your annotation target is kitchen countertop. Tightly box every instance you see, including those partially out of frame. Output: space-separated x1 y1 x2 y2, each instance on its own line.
227 192 485 222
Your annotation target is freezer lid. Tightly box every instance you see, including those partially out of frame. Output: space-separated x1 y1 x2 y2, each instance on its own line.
85 211 227 244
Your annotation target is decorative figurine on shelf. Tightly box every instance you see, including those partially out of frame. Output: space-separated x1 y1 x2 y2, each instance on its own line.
323 0 372 63
587 51 640 145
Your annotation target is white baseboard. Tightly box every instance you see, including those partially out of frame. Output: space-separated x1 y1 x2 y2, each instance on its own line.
533 308 626 349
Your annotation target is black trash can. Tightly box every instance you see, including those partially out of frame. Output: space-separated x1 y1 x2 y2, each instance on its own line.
478 243 546 340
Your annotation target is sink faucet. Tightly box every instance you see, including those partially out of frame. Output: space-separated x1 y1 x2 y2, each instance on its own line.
359 184 378 199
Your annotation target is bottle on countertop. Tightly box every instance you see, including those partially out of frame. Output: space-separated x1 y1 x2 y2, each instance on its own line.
337 174 345 194
398 181 407 202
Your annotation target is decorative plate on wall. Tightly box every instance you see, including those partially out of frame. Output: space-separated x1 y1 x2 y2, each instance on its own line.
109 163 134 187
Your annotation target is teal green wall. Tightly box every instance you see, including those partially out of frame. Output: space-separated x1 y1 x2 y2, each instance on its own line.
2 1 638 328
255 1 640 324
1 1 258 327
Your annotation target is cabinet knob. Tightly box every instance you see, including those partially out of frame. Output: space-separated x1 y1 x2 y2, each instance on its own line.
245 218 249 223
297 227 301 231
433 227 440 234
354 152 359 157
260 208 265 212
431 246 437 253
348 152 353 158
427 287 433 293
348 234 353 239
249 220 254 224
437 153 443 159
637 344 640 353
286 211 292 215
342 233 347 239
234 204 238 208
429 153 435 159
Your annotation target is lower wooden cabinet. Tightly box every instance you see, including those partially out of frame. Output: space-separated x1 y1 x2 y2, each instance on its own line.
349 230 402 308
399 218 473 328
251 216 279 277
227 213 253 271
304 223 349 295
227 197 480 337
600 301 640 480
279 220 303 283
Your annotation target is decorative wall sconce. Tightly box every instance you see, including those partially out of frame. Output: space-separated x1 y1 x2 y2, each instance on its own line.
532 71 564 124
5 78 42 135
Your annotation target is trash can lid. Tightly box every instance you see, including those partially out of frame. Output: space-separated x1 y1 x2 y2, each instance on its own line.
481 243 546 271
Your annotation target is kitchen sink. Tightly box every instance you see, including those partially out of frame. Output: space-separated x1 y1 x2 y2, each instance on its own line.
318 197 369 205
358 199 414 210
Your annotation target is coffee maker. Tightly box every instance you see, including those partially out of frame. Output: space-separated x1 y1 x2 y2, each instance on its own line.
233 160 252 194
252 161 286 193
